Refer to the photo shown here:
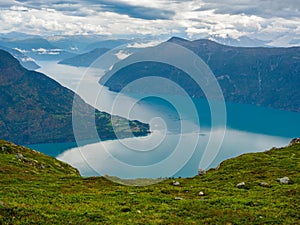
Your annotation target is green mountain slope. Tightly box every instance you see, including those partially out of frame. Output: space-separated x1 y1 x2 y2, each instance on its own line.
0 139 299 224
0 50 149 145
100 37 300 112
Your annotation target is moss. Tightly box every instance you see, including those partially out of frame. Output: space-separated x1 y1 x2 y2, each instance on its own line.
0 140 299 224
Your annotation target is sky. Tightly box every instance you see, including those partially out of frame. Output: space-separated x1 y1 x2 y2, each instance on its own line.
0 0 299 46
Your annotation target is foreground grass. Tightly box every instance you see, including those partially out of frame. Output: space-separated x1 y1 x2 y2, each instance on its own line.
0 140 299 224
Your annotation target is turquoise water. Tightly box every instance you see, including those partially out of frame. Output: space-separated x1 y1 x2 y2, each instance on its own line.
27 61 300 179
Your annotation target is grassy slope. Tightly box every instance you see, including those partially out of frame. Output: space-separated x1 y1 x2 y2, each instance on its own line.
0 140 299 224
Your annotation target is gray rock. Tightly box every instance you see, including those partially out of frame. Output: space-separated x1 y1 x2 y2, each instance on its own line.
173 181 180 186
259 181 270 187
289 138 300 146
236 182 246 188
16 153 23 160
198 169 206 176
278 177 290 184
39 164 46 169
174 197 183 200
198 191 205 196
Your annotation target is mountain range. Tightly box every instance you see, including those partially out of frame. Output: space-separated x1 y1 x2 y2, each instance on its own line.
58 48 110 67
0 50 149 145
100 37 300 112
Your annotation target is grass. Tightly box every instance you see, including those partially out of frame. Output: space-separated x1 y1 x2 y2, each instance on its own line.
0 140 299 224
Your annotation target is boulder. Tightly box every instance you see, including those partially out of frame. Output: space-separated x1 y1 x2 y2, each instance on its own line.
16 153 23 160
278 177 290 184
172 181 180 186
259 181 270 187
198 191 205 196
289 138 300 146
198 169 206 176
236 182 246 188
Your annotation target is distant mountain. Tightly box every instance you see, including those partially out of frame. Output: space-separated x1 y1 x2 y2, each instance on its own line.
207 34 268 47
100 37 300 112
0 50 149 145
0 32 41 40
58 48 110 67
0 46 40 70
47 35 108 53
85 39 131 52
0 37 76 61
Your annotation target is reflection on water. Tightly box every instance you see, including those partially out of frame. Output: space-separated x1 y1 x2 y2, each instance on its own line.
28 61 299 179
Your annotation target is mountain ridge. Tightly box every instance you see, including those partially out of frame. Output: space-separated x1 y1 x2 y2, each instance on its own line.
0 49 149 145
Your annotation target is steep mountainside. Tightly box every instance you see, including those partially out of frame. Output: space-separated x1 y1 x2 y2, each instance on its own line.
0 139 299 224
58 48 110 67
100 37 300 112
0 50 149 145
0 45 40 70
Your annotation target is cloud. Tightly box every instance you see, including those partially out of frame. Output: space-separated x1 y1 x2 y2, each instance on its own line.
0 0 299 46
199 0 300 19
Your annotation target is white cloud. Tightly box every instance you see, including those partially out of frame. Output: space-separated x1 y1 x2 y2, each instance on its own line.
0 0 299 46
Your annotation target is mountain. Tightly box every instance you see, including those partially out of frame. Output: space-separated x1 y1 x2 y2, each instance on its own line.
0 46 40 70
100 37 300 112
0 32 41 40
0 139 299 223
0 50 149 145
0 37 76 61
85 39 131 52
58 48 110 67
47 35 108 53
207 34 269 47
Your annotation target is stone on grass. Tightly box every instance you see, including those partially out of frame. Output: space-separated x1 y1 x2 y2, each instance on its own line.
259 181 270 187
173 181 180 186
198 191 205 196
174 197 183 200
278 177 290 184
16 153 23 160
236 182 246 188
198 169 206 176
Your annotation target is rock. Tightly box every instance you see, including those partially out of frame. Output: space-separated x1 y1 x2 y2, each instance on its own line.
0 201 3 206
278 177 290 184
198 169 206 176
136 210 141 214
174 197 183 200
289 138 300 146
173 181 180 186
39 164 46 169
236 182 246 188
1 147 5 151
16 153 23 160
198 191 205 196
259 181 270 187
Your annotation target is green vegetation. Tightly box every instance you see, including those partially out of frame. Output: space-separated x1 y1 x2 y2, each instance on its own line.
0 140 299 224
0 49 149 145
101 37 300 112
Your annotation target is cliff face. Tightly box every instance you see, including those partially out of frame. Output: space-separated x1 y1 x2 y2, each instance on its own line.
100 37 300 112
0 50 149 145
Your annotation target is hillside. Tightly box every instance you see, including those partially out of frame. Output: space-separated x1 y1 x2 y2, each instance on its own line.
0 139 299 224
100 37 300 112
58 48 110 67
0 50 149 145
0 45 40 70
